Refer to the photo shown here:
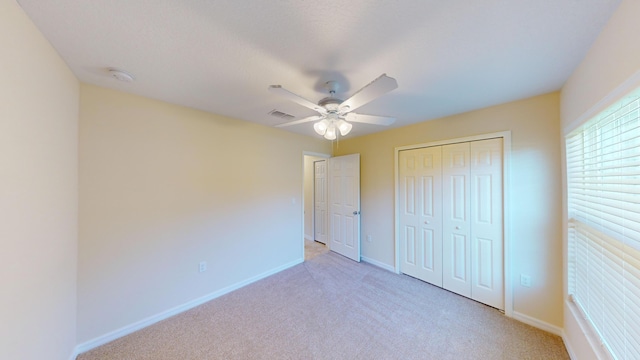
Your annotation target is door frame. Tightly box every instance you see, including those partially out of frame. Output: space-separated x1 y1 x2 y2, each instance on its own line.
302 151 331 259
394 131 513 317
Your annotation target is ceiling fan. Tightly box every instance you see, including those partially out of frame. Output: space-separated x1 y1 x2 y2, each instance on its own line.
268 74 398 140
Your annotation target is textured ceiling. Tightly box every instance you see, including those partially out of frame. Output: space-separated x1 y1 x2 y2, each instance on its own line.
17 0 620 139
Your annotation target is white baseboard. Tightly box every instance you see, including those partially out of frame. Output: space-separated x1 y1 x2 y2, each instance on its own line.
74 258 304 355
562 330 578 360
304 234 313 241
361 256 395 272
512 311 563 336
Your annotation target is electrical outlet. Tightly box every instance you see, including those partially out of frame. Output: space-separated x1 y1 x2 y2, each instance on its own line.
199 261 207 273
367 235 372 243
520 274 532 287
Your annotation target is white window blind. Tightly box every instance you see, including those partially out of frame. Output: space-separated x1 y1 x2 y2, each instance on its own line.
566 87 640 360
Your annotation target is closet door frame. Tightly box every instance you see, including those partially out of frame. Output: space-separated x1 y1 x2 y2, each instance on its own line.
393 131 513 317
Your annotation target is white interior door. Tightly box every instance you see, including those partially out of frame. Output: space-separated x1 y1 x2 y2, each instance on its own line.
399 147 443 286
470 138 504 309
328 154 361 262
442 142 472 298
314 160 327 244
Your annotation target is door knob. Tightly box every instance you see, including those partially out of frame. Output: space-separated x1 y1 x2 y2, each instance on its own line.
455 226 461 230
424 221 430 224
353 210 361 215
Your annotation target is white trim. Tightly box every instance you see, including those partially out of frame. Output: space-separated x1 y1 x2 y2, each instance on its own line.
303 151 332 159
562 331 578 360
502 132 512 317
512 311 563 336
394 132 510 152
393 131 513 317
564 298 613 360
74 258 303 355
394 148 401 274
563 69 640 135
361 256 395 272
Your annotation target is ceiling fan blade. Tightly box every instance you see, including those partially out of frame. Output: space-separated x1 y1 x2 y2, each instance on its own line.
339 74 398 113
268 85 326 114
275 115 324 128
345 113 396 126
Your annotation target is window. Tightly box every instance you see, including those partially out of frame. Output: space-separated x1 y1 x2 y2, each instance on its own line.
566 87 640 359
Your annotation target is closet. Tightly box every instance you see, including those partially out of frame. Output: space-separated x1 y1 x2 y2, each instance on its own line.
398 138 503 310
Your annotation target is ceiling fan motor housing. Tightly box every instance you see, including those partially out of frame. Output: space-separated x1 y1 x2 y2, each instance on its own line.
318 96 343 111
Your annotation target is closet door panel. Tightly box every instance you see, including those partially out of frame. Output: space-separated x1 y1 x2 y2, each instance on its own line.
399 147 443 286
442 143 471 298
470 138 504 309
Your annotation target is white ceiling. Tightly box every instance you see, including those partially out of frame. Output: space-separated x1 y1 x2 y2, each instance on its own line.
17 0 620 139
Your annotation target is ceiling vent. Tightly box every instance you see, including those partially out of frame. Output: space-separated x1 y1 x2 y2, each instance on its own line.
268 109 295 120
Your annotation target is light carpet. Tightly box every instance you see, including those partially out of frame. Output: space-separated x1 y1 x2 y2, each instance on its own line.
77 242 568 359
304 239 329 260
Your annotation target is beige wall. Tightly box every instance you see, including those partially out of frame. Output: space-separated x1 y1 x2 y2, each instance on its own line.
335 93 563 328
560 1 638 359
0 0 79 359
78 84 330 343
561 0 638 132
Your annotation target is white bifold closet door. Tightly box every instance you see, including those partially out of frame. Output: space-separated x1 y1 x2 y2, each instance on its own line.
442 142 472 298
398 146 443 286
399 138 503 310
468 139 503 309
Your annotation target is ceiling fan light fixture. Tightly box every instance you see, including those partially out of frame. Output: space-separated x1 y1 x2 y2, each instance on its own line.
314 119 330 135
337 119 352 136
324 126 337 140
